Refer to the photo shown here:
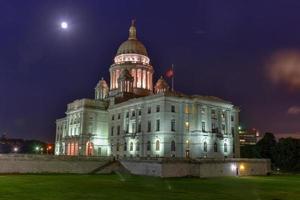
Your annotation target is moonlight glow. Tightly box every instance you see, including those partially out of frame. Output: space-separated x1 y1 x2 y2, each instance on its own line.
61 21 68 29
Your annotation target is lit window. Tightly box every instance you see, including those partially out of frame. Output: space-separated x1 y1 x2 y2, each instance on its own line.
156 140 160 151
130 142 133 151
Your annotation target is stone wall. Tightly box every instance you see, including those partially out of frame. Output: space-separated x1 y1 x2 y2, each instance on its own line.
0 154 270 178
0 154 111 174
121 158 271 177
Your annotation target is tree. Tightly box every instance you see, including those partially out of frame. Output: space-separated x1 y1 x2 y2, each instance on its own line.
256 132 277 162
273 138 300 171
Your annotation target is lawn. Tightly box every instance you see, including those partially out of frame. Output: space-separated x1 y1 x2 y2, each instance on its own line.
0 174 299 200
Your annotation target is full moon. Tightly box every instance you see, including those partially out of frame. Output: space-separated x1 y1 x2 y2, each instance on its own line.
61 21 68 29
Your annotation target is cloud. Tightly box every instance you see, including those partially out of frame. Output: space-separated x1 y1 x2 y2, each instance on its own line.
287 106 300 115
266 49 300 90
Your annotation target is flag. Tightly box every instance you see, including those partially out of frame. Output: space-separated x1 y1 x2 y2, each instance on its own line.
165 67 174 78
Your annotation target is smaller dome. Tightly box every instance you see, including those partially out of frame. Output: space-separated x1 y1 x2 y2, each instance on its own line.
96 77 109 89
155 76 169 94
95 78 109 100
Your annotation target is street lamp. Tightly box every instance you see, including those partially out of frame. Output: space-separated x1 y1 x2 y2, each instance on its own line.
13 147 19 153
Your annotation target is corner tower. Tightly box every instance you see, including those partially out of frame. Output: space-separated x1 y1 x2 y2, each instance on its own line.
109 20 154 97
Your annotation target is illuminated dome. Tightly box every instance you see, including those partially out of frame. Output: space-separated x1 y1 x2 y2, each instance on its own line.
116 20 148 57
155 76 169 94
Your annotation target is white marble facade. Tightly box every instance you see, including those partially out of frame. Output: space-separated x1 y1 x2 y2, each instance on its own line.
55 21 240 159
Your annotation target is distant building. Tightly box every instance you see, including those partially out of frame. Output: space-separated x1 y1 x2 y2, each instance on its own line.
238 127 259 146
55 21 240 159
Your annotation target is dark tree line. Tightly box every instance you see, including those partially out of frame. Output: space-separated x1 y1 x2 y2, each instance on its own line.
241 132 300 171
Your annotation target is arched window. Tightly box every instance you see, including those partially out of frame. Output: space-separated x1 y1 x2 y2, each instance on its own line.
136 142 140 151
224 143 227 153
130 142 133 151
171 140 176 151
204 142 207 152
214 142 218 152
147 141 151 151
156 140 160 151
124 142 127 151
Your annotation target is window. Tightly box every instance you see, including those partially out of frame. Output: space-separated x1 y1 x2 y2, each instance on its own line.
124 142 127 151
130 142 133 151
138 109 142 116
118 113 121 120
156 140 160 151
202 121 206 132
231 115 234 122
156 105 160 112
111 127 114 136
214 142 218 152
126 123 129 133
171 141 176 151
231 127 235 135
224 143 228 152
126 112 129 118
112 115 115 120
138 121 141 132
212 123 217 133
147 121 151 132
136 142 140 151
132 110 135 117
147 141 151 151
117 125 120 135
132 122 136 133
156 119 160 131
171 119 176 131
204 142 207 152
148 107 151 114
171 105 175 113
222 124 226 132
116 142 119 151
211 110 216 119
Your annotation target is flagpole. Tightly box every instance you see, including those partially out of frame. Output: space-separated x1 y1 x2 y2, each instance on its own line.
172 64 174 91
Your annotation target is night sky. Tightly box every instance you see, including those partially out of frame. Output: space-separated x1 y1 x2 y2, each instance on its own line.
1 0 300 142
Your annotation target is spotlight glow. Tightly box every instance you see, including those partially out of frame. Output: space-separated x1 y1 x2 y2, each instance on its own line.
231 164 237 171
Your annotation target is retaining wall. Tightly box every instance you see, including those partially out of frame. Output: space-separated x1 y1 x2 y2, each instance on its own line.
121 158 271 177
0 154 111 174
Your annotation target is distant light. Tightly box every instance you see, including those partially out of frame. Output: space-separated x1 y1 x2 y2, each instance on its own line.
35 146 40 151
238 126 242 130
61 21 68 29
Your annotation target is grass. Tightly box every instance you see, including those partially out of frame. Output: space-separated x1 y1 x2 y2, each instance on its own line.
0 174 299 200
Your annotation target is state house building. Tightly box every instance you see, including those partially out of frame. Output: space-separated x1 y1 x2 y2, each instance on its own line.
55 21 240 159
